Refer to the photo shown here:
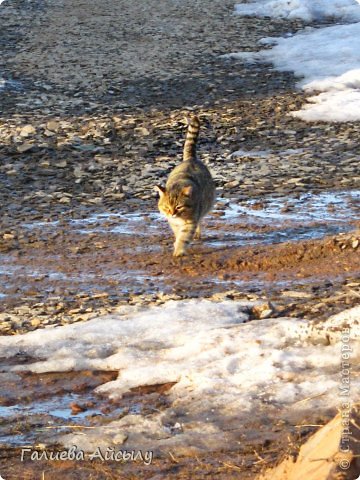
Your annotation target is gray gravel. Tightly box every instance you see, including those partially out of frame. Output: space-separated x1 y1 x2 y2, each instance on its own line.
0 0 359 229
1 0 304 111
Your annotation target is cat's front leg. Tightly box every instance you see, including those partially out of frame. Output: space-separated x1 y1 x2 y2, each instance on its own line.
173 222 197 257
194 223 201 240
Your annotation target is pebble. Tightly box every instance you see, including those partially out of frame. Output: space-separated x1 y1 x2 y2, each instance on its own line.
46 120 60 132
19 125 36 137
17 143 34 153
281 291 312 299
251 302 274 319
224 180 240 189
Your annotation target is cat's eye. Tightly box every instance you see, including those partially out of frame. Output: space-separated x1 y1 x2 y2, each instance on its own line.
175 205 186 212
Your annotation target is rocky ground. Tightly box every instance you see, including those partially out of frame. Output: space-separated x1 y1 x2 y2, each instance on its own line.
0 0 360 478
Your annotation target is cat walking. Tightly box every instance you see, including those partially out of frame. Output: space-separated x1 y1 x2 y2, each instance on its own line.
155 114 215 257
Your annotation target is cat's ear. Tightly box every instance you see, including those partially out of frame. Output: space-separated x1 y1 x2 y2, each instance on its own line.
182 185 193 196
154 185 166 197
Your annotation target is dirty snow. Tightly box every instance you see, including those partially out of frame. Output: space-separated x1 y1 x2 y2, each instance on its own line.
0 299 359 452
231 0 360 121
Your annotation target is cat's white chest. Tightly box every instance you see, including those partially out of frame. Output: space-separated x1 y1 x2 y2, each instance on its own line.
168 216 185 228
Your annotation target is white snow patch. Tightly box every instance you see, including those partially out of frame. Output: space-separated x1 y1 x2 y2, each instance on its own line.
229 148 271 158
235 0 360 22
220 51 260 63
231 1 360 121
0 300 359 452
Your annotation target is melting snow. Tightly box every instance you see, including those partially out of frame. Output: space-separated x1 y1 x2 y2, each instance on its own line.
231 0 360 121
0 299 359 452
235 0 360 22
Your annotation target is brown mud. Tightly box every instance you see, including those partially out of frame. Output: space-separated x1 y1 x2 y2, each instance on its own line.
1 196 360 331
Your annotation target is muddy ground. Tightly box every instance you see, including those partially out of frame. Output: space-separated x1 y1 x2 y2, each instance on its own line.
1 0 360 478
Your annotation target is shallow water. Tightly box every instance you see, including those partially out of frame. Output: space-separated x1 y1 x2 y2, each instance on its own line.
22 189 360 243
0 393 101 420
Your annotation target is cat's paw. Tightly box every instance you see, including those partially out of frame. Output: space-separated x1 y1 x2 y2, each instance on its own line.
173 247 186 257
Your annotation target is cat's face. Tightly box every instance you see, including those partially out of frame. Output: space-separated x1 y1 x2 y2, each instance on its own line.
155 185 193 220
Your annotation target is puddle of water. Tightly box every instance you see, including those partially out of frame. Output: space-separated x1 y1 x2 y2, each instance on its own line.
222 190 360 223
15 189 360 254
0 393 103 421
0 394 109 447
206 224 350 248
0 77 23 93
22 189 360 235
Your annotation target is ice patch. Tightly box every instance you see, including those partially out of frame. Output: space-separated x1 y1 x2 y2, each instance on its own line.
229 148 271 158
226 190 360 223
0 299 359 452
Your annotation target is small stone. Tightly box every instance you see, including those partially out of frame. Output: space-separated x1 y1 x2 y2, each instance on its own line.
281 290 312 299
59 196 71 204
352 239 359 249
135 127 150 136
17 143 34 153
224 180 240 189
31 318 41 327
46 120 60 132
113 433 128 445
73 167 84 178
44 129 56 137
251 302 274 319
70 402 87 414
109 193 125 200
20 125 36 137
3 233 15 240
55 160 67 168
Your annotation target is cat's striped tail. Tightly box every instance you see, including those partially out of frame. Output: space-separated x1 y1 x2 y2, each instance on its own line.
183 114 200 162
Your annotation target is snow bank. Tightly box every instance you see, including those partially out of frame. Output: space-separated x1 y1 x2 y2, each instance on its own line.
231 1 360 122
1 300 359 452
235 0 360 22
258 22 360 121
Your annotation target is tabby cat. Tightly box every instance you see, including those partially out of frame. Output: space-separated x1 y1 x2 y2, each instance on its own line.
155 114 215 257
